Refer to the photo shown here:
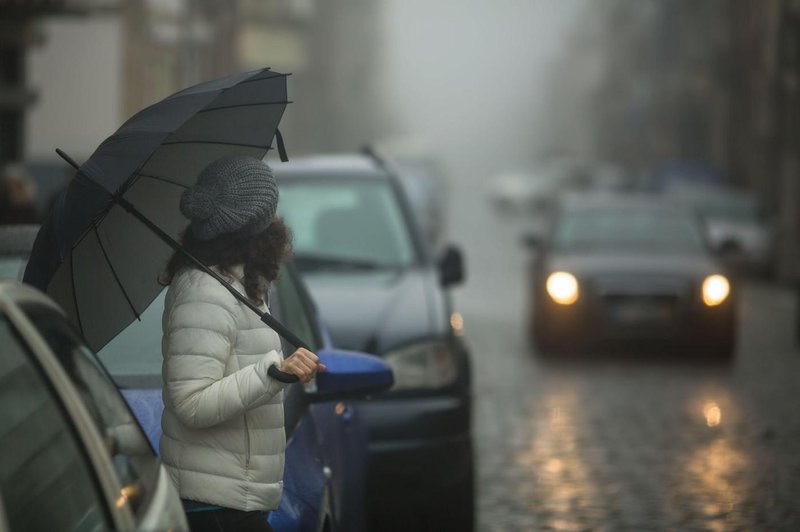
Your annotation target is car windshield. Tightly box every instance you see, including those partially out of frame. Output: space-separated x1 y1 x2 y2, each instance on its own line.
553 208 706 253
277 179 415 271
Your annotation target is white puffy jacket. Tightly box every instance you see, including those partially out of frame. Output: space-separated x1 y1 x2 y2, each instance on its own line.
160 265 289 511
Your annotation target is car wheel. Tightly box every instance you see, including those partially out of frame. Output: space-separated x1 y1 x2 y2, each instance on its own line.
533 329 558 355
368 472 474 532
709 334 736 360
531 320 572 356
531 315 554 353
696 327 736 360
423 471 475 532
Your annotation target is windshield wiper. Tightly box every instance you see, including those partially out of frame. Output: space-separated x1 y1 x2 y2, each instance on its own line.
293 253 385 271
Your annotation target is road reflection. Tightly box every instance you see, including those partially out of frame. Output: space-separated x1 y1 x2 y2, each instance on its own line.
514 388 604 531
670 392 750 531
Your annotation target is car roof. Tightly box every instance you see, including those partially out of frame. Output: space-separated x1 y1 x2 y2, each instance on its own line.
0 224 40 254
275 154 388 180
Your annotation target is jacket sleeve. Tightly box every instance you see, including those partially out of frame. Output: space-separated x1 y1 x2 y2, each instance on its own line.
162 285 288 429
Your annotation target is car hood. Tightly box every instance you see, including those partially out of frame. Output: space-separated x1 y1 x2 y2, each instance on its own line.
302 268 441 355
545 251 722 280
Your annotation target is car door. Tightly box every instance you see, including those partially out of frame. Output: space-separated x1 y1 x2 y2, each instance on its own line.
271 264 368 532
0 310 118 531
14 301 187 531
269 265 330 532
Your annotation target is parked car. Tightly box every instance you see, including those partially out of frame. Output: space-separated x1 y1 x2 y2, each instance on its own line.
488 170 560 216
525 194 738 358
96 262 392 532
365 142 449 253
0 224 38 280
0 281 188 531
275 154 473 531
667 187 775 275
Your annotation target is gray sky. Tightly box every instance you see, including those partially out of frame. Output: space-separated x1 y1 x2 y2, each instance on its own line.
381 0 589 179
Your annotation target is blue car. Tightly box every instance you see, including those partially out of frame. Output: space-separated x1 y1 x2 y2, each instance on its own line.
97 263 392 532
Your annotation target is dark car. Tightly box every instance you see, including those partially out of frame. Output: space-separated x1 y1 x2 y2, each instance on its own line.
525 194 738 357
275 155 473 531
96 263 392 532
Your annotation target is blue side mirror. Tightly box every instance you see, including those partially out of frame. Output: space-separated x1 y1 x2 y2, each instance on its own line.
308 349 394 401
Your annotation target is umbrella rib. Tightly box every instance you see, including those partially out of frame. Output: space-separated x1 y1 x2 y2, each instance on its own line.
161 140 274 150
138 173 189 189
92 222 141 322
237 72 288 85
69 252 85 337
198 101 292 114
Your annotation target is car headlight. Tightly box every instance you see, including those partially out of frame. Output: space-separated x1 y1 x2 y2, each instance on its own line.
702 274 730 306
384 341 457 390
546 271 579 305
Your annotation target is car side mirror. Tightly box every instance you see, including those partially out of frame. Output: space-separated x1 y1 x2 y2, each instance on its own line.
438 245 465 287
306 349 394 402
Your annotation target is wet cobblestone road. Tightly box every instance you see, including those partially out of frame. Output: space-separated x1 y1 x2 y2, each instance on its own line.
451 196 800 531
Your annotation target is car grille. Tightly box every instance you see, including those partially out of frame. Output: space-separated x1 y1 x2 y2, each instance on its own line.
590 276 688 326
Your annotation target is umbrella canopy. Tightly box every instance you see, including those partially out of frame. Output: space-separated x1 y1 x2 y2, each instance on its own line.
25 68 294 356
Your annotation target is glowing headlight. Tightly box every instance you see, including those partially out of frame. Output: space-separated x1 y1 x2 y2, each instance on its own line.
702 275 730 306
546 271 579 305
384 342 457 390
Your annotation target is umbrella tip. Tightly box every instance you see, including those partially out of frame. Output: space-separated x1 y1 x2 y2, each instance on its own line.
55 148 81 170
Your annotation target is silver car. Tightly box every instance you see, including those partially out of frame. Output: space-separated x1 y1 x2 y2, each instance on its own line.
668 188 774 275
0 282 187 531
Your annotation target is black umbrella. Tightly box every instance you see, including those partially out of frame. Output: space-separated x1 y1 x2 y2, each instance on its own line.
24 68 305 383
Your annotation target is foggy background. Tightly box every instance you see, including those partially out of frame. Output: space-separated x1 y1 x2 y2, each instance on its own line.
3 1 800 530
5 0 798 280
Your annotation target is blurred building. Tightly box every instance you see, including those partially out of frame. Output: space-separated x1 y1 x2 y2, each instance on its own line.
1 0 118 167
122 0 388 154
1 0 122 214
6 0 389 212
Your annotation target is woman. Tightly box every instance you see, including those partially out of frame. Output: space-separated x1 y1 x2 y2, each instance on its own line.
160 155 323 532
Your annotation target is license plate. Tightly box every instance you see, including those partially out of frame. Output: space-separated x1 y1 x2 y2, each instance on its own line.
608 301 673 323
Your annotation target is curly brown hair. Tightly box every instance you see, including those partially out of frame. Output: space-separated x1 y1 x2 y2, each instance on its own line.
162 217 292 303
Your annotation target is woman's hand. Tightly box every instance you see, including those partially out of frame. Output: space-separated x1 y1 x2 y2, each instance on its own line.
280 348 327 384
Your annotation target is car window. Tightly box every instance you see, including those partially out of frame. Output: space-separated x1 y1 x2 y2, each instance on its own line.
272 266 321 353
0 314 111 532
278 179 415 270
553 208 706 252
271 266 322 438
22 305 160 523
0 257 26 280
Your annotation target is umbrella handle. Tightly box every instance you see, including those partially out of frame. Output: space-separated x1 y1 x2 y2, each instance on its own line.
268 364 300 384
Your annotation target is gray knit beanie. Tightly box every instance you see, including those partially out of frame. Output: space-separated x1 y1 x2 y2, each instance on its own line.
180 156 279 241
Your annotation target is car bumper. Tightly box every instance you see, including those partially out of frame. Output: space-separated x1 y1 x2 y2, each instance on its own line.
535 293 736 345
357 394 472 504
